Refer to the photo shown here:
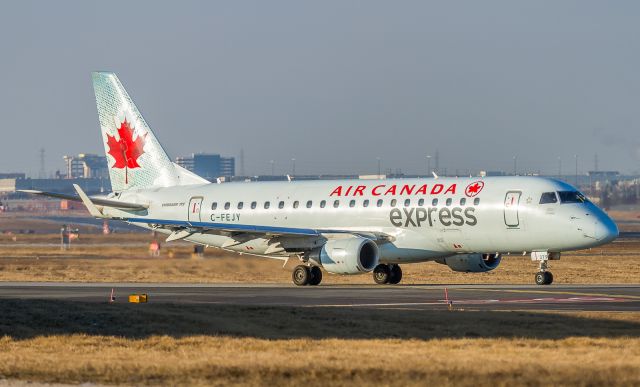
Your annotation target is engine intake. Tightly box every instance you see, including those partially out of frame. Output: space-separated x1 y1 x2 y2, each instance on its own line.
437 253 501 273
306 237 379 275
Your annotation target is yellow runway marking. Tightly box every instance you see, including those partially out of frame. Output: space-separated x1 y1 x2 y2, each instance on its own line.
457 288 640 300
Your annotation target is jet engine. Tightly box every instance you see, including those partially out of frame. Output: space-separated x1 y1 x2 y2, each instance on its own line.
437 253 501 273
305 236 379 275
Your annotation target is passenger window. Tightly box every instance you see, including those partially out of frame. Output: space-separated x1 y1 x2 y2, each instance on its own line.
320 200 326 208
363 199 369 207
306 200 312 208
377 199 383 207
293 201 299 209
349 200 356 208
390 199 397 207
539 192 558 204
264 201 270 209
237 202 243 210
211 202 217 210
333 200 340 208
404 199 411 207
446 198 452 206
418 198 424 206
224 202 230 210
251 201 257 209
474 198 480 206
432 198 438 206
279 201 285 209
460 198 466 206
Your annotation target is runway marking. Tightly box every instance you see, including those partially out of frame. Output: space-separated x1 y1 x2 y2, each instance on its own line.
307 297 631 308
457 288 640 300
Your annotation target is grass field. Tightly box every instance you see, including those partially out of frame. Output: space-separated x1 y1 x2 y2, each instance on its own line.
0 230 638 284
1 213 639 385
0 300 640 386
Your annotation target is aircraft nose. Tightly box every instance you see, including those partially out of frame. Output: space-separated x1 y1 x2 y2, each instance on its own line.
594 213 619 243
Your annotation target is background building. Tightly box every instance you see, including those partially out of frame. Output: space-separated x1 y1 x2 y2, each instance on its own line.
175 153 235 181
63 154 108 179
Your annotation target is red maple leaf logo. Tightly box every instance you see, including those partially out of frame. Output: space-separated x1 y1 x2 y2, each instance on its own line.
464 181 484 197
106 119 146 184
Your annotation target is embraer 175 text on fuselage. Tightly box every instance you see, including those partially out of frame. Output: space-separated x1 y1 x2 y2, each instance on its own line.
23 72 619 286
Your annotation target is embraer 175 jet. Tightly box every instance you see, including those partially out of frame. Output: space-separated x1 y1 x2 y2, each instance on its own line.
24 72 619 286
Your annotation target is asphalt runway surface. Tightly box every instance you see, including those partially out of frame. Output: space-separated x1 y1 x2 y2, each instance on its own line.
0 282 639 312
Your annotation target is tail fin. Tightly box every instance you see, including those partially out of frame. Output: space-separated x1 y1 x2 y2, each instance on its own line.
92 72 181 192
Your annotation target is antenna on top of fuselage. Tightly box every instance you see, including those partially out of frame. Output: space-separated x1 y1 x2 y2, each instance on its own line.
432 171 439 179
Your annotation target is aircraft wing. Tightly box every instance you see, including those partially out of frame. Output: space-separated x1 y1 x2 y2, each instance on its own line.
19 189 148 211
126 217 395 244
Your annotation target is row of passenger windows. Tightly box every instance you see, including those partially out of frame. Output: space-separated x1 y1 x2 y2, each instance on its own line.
212 197 481 211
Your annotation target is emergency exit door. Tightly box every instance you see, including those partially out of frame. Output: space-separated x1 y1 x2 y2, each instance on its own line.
188 197 203 223
504 191 521 227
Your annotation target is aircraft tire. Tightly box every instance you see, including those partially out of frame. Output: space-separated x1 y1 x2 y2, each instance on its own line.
388 264 402 284
309 266 323 286
535 271 553 285
292 265 311 286
373 264 391 284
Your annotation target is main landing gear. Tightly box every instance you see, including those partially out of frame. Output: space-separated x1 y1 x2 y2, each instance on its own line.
373 264 403 285
292 265 322 286
534 259 554 285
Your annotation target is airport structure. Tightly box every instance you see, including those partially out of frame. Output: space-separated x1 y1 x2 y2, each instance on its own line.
175 153 235 181
63 154 109 179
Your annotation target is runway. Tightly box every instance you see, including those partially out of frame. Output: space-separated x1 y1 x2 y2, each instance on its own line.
1 282 639 312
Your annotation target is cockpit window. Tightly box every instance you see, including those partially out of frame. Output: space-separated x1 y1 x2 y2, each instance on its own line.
539 192 558 204
558 191 588 204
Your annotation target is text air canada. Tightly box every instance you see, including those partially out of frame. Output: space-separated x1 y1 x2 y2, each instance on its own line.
329 183 458 197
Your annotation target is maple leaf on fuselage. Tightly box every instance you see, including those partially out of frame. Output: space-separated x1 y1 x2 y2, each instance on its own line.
106 119 146 169
468 183 481 194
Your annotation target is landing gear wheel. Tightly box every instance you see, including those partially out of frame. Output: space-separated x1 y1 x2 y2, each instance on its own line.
373 264 391 284
535 271 553 285
388 264 403 284
292 265 311 286
309 266 323 286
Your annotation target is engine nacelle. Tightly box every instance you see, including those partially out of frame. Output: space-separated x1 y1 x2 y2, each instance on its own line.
306 237 379 275
437 253 502 273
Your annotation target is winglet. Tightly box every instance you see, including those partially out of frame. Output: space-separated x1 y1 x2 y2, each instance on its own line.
73 184 106 218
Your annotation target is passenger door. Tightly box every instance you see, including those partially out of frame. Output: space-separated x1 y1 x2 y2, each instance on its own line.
188 197 203 223
504 191 521 228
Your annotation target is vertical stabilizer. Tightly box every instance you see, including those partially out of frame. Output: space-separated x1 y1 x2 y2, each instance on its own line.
92 72 179 191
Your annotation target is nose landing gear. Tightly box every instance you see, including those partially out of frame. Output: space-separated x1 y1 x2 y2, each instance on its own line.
535 260 553 285
535 270 553 285
532 252 558 285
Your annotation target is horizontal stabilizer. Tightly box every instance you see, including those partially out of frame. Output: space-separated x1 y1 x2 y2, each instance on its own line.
72 184 106 218
19 189 148 211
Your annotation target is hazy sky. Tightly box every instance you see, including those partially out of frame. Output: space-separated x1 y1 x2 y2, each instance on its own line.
1 1 639 177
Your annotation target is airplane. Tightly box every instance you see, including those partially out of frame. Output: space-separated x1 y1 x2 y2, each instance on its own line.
22 72 619 286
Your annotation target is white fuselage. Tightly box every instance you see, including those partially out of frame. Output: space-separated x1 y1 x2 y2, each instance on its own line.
104 176 618 263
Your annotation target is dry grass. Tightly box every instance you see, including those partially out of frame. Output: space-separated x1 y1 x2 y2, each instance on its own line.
0 211 638 285
0 235 638 284
1 300 640 386
1 335 639 386
1 214 640 385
